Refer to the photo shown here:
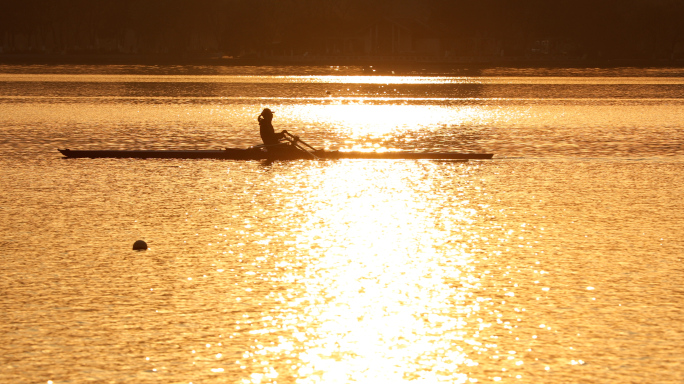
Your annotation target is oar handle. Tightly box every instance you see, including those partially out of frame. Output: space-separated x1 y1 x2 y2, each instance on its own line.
272 130 321 160
282 131 318 152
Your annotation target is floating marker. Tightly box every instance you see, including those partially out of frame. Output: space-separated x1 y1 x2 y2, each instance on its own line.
133 240 148 250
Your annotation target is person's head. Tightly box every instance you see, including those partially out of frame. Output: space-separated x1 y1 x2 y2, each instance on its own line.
260 108 274 120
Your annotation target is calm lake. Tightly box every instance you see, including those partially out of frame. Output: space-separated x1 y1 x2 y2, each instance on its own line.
0 64 683 384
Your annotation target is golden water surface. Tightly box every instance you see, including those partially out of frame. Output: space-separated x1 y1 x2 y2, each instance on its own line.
0 65 683 383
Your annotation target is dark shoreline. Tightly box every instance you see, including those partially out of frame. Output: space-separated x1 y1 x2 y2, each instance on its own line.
1 53 683 70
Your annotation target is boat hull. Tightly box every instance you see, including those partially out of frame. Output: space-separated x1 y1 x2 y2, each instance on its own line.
58 148 493 161
58 148 267 160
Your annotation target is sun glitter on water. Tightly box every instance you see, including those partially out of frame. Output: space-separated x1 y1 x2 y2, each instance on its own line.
226 160 527 384
278 103 494 153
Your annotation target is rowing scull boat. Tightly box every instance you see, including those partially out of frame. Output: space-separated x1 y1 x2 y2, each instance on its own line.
58 148 493 160
58 132 493 161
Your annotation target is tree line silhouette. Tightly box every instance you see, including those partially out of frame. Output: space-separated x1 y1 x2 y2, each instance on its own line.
1 0 683 61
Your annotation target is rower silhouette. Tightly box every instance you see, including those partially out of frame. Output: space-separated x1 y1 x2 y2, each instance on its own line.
258 108 286 146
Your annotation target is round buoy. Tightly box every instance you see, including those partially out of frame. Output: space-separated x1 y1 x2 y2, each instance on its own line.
133 240 148 250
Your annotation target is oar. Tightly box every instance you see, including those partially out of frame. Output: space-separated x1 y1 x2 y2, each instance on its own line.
283 131 318 152
281 131 320 160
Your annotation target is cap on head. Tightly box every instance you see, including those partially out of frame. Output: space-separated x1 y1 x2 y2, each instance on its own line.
261 108 274 116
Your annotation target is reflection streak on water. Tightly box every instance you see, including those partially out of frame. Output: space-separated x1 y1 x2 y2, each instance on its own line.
286 103 491 148
231 161 531 383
